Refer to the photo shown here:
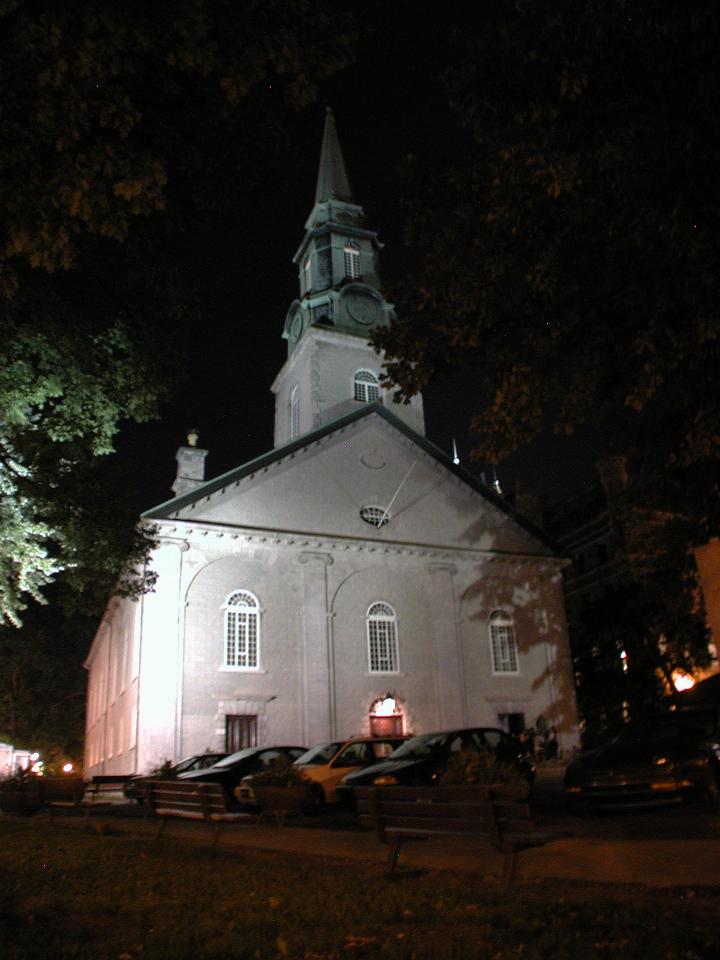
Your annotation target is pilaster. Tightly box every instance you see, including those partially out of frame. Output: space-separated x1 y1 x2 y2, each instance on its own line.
298 552 334 744
426 562 466 728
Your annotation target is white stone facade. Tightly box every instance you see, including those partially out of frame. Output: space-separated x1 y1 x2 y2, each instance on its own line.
84 409 579 776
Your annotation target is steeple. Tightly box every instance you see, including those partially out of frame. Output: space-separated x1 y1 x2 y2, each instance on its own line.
315 107 353 204
281 108 391 356
271 110 426 445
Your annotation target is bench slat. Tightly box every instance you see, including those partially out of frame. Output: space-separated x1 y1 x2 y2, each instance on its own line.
355 786 546 887
357 799 493 820
147 780 252 845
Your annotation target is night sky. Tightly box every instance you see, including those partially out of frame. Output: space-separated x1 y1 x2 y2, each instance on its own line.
112 16 601 520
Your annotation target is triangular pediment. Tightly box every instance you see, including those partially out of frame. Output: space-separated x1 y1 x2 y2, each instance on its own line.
143 406 558 558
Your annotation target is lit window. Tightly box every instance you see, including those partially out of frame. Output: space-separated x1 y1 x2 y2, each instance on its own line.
489 609 519 674
223 591 260 669
367 602 399 673
354 369 380 403
289 385 300 440
344 241 360 279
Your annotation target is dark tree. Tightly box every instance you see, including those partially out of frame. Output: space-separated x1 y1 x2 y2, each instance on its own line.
377 0 718 467
0 0 356 623
375 1 719 713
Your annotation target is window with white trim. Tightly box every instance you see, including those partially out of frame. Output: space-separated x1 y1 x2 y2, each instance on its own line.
223 591 260 669
344 241 360 279
489 609 519 674
289 385 300 440
354 369 380 403
367 602 399 673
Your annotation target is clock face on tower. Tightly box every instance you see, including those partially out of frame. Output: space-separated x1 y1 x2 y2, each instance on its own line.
346 292 381 326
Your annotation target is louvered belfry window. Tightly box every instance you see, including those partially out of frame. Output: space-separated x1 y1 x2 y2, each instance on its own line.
289 384 300 439
344 241 360 279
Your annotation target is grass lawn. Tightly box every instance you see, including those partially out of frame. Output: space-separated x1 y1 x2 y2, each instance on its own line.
1 819 718 959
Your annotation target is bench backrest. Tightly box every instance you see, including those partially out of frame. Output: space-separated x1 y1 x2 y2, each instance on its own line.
354 785 534 849
147 780 229 818
38 778 87 804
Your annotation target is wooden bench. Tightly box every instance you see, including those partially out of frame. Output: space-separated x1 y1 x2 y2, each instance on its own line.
41 775 131 822
355 785 548 888
76 775 134 824
39 778 88 820
147 780 253 845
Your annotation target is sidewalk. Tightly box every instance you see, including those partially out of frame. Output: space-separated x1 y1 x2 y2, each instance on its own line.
66 802 720 889
186 819 720 888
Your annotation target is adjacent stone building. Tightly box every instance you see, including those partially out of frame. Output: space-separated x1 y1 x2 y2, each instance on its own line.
84 111 579 776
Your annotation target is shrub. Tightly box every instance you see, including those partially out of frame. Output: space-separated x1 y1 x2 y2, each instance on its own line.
248 756 308 789
440 747 527 796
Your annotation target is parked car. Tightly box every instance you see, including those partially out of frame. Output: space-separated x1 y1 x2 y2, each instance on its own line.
237 735 409 811
123 752 227 803
335 727 535 801
564 710 720 811
177 746 307 804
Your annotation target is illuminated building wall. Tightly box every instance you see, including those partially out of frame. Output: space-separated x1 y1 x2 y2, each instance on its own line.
83 110 579 776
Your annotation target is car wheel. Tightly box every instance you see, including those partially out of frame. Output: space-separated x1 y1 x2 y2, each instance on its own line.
302 784 325 816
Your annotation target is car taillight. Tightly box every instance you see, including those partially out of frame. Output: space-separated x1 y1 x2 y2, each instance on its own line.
373 775 398 785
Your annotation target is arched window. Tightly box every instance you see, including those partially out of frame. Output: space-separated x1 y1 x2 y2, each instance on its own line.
289 385 300 440
344 241 360 279
367 602 399 673
489 609 519 674
354 369 380 403
223 591 260 669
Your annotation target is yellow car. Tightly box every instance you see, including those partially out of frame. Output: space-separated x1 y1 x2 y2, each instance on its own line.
236 736 408 812
293 736 409 808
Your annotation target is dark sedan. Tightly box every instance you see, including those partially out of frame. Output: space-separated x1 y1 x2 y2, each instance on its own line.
564 710 720 810
336 727 535 801
178 745 307 803
123 752 227 803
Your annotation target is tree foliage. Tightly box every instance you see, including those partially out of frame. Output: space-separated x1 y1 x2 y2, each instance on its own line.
376 0 719 478
0 0 355 623
375 1 720 708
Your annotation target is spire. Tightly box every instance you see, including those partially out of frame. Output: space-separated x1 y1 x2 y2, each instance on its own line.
314 107 353 204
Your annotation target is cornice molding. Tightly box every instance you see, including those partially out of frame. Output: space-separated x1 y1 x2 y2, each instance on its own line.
151 518 564 569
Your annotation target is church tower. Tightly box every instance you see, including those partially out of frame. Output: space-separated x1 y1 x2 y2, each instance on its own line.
272 109 425 446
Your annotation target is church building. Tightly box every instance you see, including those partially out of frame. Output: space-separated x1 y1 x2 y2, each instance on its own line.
84 111 579 776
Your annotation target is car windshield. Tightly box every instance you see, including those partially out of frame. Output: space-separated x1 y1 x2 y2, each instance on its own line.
214 748 258 767
294 742 344 765
388 733 450 759
173 756 203 774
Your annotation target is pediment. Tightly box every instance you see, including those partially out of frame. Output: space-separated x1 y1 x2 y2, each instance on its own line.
144 407 557 558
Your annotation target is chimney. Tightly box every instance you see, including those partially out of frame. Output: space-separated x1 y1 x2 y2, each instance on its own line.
172 428 208 498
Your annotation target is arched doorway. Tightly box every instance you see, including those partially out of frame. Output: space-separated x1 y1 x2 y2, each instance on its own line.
369 695 404 736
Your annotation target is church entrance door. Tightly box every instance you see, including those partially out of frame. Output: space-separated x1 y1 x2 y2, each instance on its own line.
369 696 404 737
225 714 258 753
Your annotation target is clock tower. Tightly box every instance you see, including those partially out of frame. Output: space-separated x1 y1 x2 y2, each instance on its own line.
272 109 425 446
